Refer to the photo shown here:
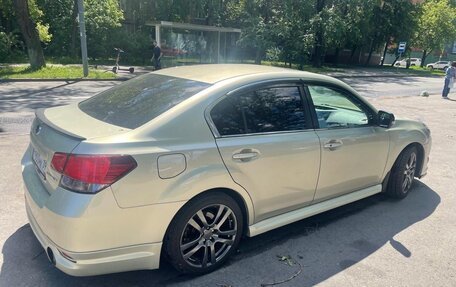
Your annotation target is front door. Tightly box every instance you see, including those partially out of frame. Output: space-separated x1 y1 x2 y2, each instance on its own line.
306 84 389 202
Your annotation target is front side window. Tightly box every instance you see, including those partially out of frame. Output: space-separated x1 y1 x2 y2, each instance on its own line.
307 85 371 129
210 86 307 136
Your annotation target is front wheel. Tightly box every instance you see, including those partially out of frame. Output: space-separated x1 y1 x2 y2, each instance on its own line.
164 192 243 274
386 146 418 199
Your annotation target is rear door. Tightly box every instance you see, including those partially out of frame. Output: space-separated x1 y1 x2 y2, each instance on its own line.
305 84 389 202
208 82 321 222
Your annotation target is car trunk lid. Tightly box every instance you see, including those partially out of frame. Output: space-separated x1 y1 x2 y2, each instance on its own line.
29 104 130 194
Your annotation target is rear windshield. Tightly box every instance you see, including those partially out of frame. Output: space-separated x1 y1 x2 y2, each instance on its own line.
79 74 210 129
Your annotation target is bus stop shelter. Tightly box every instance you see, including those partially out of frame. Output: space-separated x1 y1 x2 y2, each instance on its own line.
146 21 242 66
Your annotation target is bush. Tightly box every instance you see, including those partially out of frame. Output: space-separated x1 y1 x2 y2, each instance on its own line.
0 30 26 62
94 30 152 65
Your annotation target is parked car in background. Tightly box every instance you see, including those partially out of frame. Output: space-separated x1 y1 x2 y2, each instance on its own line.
394 58 421 67
22 64 432 276
426 61 451 70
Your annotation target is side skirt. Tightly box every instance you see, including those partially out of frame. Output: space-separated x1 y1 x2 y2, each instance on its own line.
247 184 382 237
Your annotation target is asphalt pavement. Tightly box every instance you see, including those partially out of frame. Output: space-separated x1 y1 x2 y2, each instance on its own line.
1 74 455 287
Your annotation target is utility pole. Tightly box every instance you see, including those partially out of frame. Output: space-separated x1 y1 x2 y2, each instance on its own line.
77 0 89 77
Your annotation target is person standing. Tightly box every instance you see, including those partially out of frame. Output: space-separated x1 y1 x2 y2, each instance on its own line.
151 40 162 70
442 62 456 99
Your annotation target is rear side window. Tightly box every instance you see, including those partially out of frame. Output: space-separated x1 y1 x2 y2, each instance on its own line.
79 74 210 129
210 86 307 136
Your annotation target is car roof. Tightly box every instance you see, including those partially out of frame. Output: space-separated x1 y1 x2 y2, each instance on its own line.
153 64 322 84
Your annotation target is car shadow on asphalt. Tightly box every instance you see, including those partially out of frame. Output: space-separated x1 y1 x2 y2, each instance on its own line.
0 181 440 287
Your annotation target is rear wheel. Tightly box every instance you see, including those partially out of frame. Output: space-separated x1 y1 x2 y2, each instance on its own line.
386 146 418 199
164 192 243 274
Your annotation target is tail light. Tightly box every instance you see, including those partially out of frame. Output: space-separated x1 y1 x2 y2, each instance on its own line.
51 153 137 193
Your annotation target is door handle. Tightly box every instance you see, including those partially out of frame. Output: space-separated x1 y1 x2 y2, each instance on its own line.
323 139 343 150
232 149 260 162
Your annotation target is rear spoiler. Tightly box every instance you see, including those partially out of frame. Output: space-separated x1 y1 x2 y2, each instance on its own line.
35 108 87 141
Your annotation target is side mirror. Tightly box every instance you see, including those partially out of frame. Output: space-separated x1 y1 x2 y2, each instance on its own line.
378 110 395 128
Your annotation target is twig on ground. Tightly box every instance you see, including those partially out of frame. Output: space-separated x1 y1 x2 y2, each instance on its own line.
260 255 303 287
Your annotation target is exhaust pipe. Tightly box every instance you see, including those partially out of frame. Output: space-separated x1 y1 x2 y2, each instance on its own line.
46 247 56 266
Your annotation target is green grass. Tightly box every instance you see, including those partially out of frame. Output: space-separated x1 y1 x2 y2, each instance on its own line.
0 65 117 79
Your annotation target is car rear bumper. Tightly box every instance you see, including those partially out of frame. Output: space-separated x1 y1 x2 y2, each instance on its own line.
21 144 186 276
25 199 162 276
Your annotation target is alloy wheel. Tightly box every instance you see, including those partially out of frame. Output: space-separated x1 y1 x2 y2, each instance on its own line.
402 152 416 193
179 204 238 268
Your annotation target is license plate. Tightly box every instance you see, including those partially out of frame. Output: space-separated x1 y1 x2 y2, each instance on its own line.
32 148 47 180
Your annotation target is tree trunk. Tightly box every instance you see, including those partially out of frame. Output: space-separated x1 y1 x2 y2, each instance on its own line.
334 47 340 65
420 49 430 68
380 40 388 66
349 46 357 63
255 48 262 64
70 0 79 57
12 0 45 69
391 55 400 67
312 0 325 68
365 40 375 66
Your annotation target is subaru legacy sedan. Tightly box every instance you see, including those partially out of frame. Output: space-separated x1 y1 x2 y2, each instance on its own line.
22 64 431 276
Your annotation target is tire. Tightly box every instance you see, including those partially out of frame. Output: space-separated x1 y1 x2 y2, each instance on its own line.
112 66 117 73
428 66 433 70
164 192 243 274
386 146 418 199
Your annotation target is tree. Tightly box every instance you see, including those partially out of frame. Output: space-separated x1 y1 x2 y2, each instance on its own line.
37 0 76 56
414 0 456 67
12 0 45 68
84 0 123 59
234 0 282 64
311 0 325 67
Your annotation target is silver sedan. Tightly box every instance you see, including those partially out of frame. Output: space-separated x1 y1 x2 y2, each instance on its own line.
21 64 431 276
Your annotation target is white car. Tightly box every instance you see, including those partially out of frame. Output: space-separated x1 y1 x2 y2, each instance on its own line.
426 61 451 70
394 58 421 67
22 64 432 276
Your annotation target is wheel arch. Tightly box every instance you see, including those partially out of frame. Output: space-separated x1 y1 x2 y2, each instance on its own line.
409 142 425 177
160 187 249 272
162 187 253 244
386 142 425 180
